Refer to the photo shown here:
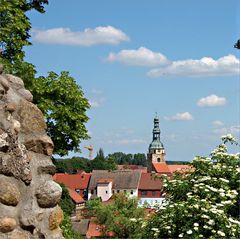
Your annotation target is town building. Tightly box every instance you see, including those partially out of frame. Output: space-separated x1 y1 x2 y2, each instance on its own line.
88 170 141 201
147 114 191 174
138 172 164 207
147 114 169 173
53 171 91 200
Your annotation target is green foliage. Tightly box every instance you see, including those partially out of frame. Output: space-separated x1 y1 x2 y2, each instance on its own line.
108 152 147 166
142 135 240 239
96 148 105 159
166 160 190 165
59 183 75 216
91 148 117 171
0 1 90 156
55 149 117 173
0 0 48 62
55 157 90 173
59 184 83 239
60 213 83 239
28 71 90 156
86 193 145 238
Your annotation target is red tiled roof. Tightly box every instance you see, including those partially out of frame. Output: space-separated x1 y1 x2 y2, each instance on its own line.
68 188 84 204
168 165 192 173
86 221 102 238
117 165 147 172
53 172 91 190
139 173 163 190
153 163 171 174
86 219 114 238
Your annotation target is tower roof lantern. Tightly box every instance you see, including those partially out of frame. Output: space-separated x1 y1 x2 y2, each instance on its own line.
148 113 164 150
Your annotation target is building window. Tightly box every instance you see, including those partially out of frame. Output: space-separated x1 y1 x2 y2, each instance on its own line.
117 190 120 193
152 191 156 196
91 190 94 194
112 190 115 194
141 191 147 196
130 190 133 195
157 158 160 162
75 189 80 194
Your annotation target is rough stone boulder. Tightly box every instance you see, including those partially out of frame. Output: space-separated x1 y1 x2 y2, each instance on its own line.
0 65 64 239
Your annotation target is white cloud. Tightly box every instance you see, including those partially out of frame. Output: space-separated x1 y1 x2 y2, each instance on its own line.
148 55 240 77
213 125 240 136
32 26 129 46
104 127 134 138
117 139 146 145
166 133 178 142
197 95 226 107
230 125 240 134
165 112 193 121
89 100 100 108
89 97 105 108
106 47 169 66
91 89 103 94
212 120 224 127
88 89 105 108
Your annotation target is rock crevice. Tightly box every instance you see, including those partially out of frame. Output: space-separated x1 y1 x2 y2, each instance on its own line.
0 66 64 239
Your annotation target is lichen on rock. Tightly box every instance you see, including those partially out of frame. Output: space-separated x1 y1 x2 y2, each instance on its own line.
0 65 64 239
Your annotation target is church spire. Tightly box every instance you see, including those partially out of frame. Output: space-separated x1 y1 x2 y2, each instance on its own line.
147 114 166 172
149 113 164 150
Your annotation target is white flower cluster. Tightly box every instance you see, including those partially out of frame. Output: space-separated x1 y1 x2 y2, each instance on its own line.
144 137 240 239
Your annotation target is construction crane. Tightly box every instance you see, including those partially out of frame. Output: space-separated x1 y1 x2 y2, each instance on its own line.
84 145 93 160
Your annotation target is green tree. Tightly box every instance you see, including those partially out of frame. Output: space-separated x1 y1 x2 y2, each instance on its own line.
133 153 147 166
108 152 147 166
86 193 145 238
0 0 48 62
60 213 83 239
59 183 75 215
92 148 117 171
0 1 90 156
141 135 240 239
29 71 90 156
58 184 83 238
96 148 105 159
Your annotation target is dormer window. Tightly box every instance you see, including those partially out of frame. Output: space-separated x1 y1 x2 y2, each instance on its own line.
75 189 80 194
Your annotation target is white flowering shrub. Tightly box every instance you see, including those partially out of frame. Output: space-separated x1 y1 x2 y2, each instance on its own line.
142 135 240 238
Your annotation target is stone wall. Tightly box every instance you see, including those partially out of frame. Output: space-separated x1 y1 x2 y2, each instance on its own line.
0 65 64 239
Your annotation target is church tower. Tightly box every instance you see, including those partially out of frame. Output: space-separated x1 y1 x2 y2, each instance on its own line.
147 114 166 173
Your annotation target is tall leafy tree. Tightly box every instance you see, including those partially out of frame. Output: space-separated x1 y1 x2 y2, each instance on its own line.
0 0 48 62
30 71 90 156
0 0 90 156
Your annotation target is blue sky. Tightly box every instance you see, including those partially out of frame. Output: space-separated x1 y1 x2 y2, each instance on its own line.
25 0 240 161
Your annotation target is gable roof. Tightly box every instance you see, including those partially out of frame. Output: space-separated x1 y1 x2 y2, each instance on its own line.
53 172 91 190
68 188 85 204
72 219 90 236
139 173 163 190
153 162 171 174
88 170 141 190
